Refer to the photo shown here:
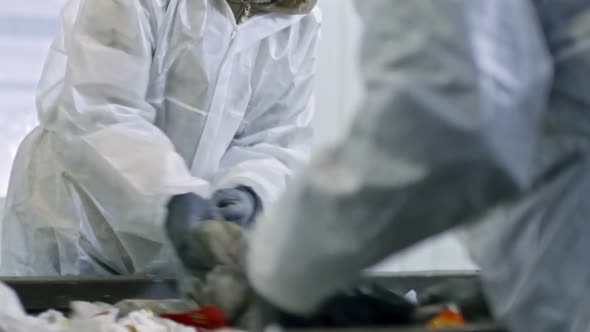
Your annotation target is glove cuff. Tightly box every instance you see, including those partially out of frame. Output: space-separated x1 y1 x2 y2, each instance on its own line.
236 186 263 225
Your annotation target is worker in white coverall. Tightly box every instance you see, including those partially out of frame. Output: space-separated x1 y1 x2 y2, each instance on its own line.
0 0 320 276
248 1 590 332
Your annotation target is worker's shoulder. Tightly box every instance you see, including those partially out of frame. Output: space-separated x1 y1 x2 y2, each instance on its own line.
294 6 322 32
305 6 322 26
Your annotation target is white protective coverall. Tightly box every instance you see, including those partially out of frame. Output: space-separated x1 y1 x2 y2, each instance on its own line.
248 1 590 332
0 0 320 276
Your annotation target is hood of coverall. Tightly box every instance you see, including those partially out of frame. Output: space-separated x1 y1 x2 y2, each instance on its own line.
255 0 318 14
227 0 318 19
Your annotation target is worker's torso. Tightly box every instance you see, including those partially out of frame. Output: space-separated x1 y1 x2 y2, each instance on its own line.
534 1 590 172
0 0 320 277
465 2 590 332
147 0 319 179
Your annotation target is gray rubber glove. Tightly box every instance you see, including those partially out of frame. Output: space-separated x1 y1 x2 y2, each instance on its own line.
166 193 252 325
165 193 221 271
250 282 416 330
211 186 260 227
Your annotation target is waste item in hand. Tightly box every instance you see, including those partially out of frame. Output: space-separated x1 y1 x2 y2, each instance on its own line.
170 219 252 327
160 306 229 330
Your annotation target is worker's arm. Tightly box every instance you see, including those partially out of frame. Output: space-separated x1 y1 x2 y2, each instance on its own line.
248 0 551 315
40 0 209 206
211 10 321 210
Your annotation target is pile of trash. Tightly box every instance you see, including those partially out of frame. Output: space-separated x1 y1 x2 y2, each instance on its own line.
0 282 239 332
0 275 493 331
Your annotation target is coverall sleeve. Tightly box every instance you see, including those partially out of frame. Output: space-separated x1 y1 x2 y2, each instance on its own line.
41 0 209 203
211 13 321 208
248 0 553 314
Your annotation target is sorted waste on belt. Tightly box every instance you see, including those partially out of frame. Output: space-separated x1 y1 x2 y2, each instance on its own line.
0 225 491 332
0 279 491 332
0 282 241 332
0 212 490 331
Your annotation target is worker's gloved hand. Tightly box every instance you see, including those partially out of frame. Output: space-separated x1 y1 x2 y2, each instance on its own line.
211 186 260 227
166 193 245 271
166 193 215 243
251 282 416 330
166 193 253 327
417 278 492 321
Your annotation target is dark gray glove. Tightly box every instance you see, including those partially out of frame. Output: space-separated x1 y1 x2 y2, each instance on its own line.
165 193 253 326
165 193 221 271
251 282 416 330
166 194 248 271
211 186 260 227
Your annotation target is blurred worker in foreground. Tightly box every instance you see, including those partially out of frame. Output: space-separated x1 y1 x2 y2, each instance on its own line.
248 1 590 332
0 0 320 276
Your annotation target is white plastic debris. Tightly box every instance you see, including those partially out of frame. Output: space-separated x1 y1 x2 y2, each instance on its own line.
66 309 195 332
38 310 69 327
70 301 120 321
0 282 62 332
114 299 198 317
0 282 198 332
404 290 418 304
0 280 27 318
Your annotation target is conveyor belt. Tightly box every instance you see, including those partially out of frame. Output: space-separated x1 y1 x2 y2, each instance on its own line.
287 325 505 332
0 272 506 331
0 271 480 312
0 276 177 313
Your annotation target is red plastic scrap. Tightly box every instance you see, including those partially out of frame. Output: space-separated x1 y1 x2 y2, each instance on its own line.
160 305 229 330
92 311 112 318
427 308 465 329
